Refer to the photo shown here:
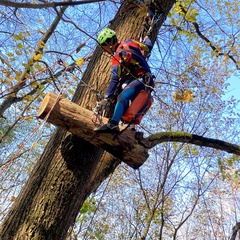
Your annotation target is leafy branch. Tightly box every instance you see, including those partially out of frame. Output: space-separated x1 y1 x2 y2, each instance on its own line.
178 3 239 70
0 4 68 117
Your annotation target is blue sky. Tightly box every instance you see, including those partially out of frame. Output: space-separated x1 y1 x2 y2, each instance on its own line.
224 76 240 103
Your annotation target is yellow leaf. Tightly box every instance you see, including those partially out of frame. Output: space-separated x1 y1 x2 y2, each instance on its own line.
24 95 35 101
183 90 194 102
173 90 194 102
38 40 45 49
13 33 25 41
10 196 16 202
76 58 84 66
68 89 74 95
15 72 22 82
33 142 38 148
34 63 43 71
173 2 183 14
185 9 198 22
33 53 42 61
17 43 24 49
61 93 68 99
15 50 22 56
173 92 184 101
24 116 34 121
7 52 14 57
30 81 38 88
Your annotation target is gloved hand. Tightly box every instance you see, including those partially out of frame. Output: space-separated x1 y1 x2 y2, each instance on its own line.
98 98 109 111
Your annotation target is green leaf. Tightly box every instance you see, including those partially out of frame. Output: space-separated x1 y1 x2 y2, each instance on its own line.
13 32 25 41
17 43 24 49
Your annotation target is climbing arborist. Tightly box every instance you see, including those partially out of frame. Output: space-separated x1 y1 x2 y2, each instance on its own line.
94 28 155 133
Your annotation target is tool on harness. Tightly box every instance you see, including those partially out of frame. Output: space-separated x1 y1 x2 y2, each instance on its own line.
92 96 109 126
121 89 153 125
112 88 153 140
120 73 154 135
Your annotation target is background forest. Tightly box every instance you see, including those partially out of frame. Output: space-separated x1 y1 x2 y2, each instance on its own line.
0 0 239 239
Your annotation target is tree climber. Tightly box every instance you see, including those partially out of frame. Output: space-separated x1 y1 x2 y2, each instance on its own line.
94 28 155 133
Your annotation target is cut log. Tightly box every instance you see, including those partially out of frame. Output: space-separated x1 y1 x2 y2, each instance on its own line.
37 92 149 169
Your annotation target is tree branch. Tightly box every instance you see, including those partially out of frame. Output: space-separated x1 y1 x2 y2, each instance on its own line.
147 132 240 155
230 222 240 240
0 3 68 117
179 3 239 70
0 0 107 9
37 92 240 169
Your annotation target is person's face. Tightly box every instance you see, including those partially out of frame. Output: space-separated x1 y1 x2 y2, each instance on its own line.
101 44 115 54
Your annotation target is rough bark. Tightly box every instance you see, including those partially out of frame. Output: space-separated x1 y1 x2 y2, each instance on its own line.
0 1 176 239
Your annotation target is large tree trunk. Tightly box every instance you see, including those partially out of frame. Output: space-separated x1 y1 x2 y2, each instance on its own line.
0 1 176 239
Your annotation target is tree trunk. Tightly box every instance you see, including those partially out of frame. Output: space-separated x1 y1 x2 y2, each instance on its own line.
0 1 176 239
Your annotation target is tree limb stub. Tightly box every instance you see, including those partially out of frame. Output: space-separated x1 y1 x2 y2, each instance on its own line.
37 92 149 169
38 93 240 169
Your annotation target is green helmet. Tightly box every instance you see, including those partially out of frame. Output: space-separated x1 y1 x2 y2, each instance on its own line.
97 28 116 45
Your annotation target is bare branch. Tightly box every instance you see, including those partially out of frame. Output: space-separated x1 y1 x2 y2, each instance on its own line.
230 222 240 240
0 4 68 117
147 132 240 155
0 0 107 9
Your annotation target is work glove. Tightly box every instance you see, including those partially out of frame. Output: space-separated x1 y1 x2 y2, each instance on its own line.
97 98 109 112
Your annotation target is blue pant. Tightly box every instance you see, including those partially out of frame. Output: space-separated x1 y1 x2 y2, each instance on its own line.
111 78 154 123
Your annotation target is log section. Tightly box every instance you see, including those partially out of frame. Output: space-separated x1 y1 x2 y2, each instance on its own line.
37 92 149 169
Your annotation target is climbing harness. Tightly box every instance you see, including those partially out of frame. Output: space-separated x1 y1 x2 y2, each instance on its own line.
118 40 150 66
56 2 163 128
